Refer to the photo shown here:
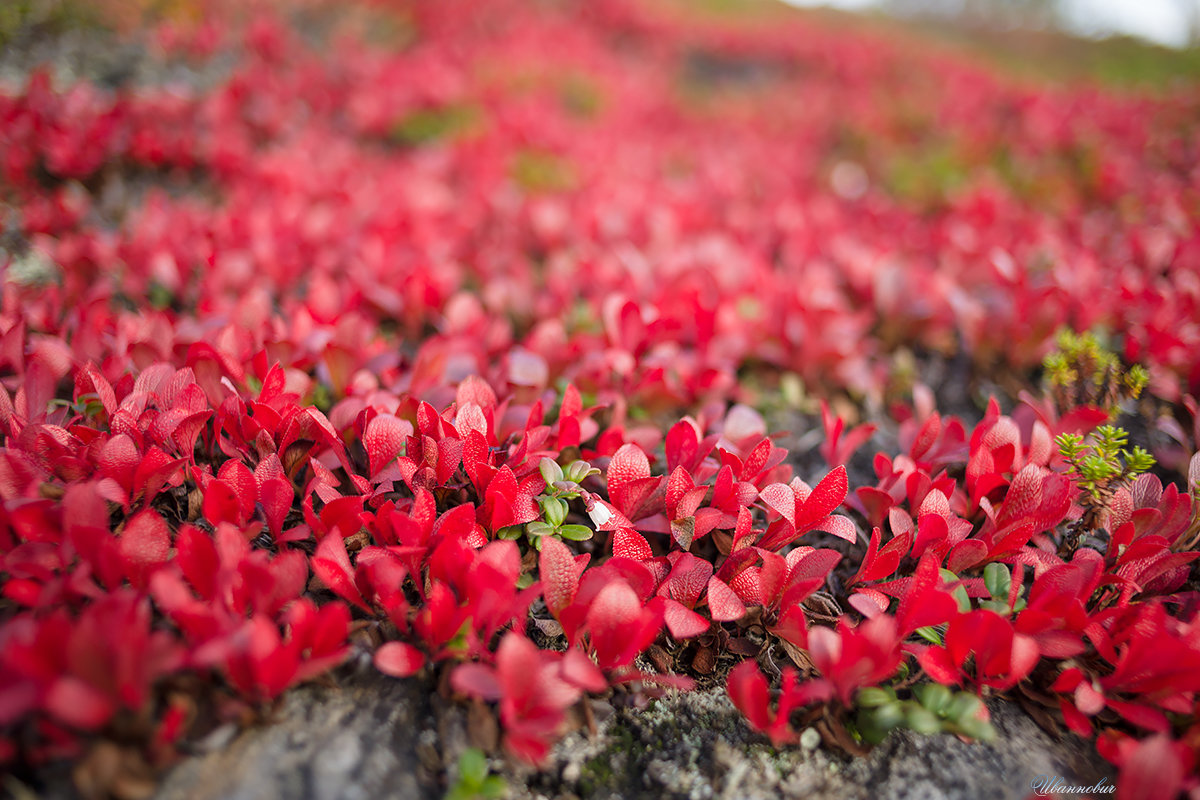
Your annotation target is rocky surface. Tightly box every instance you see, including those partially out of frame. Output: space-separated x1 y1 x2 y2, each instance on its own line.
149 672 1112 800
155 671 440 800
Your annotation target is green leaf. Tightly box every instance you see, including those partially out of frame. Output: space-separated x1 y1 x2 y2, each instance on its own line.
539 458 565 486
904 706 942 735
947 693 984 725
480 776 507 798
915 626 944 646
543 497 569 528
983 562 1010 601
565 460 599 483
956 715 996 741
551 481 582 498
939 569 972 613
856 687 893 708
459 748 487 784
915 683 951 715
857 702 904 744
558 524 594 541
1124 446 1155 475
868 702 905 731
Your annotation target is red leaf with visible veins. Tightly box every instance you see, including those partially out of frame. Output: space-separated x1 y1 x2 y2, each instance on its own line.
759 483 795 527
652 597 710 639
608 443 650 496
99 434 140 492
812 514 856 542
607 443 664 519
706 576 747 621
613 526 653 561
540 537 587 618
365 414 411 477
586 581 663 670
218 460 257 525
666 466 694 514
664 553 712 607
794 466 847 532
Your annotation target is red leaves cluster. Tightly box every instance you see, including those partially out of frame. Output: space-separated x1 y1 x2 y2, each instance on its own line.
2 0 1200 791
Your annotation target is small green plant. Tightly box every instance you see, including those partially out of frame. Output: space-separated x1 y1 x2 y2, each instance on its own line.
510 149 576 192
498 457 600 550
854 684 994 744
445 748 506 800
1043 329 1148 417
1056 424 1155 554
1056 425 1155 502
389 104 481 147
978 562 1026 616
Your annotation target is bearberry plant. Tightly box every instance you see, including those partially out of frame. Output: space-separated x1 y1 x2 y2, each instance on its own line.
1 0 1199 798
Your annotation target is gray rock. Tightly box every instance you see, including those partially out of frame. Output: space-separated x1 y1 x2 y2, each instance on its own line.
155 672 440 800
152 677 1112 800
510 686 1112 800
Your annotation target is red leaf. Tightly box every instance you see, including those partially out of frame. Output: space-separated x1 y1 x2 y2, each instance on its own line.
540 537 586 618
218 460 258 524
946 539 987 573
120 510 170 587
202 480 242 527
653 597 710 639
613 526 653 561
1117 735 1187 800
782 549 842 606
560 648 607 693
664 554 712 607
727 660 770 731
312 534 371 613
456 375 498 412
666 466 695 516
608 443 651 498
911 413 942 461
99 434 140 492
76 363 117 417
176 525 219 599
706 576 746 622
665 419 700 473
758 483 795 527
44 677 114 730
364 414 411 477
374 642 425 678
919 646 961 685
812 514 856 542
586 581 662 670
794 466 847 532
260 477 293 539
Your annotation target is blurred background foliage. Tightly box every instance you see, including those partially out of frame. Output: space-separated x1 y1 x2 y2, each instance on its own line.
4 0 1199 90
